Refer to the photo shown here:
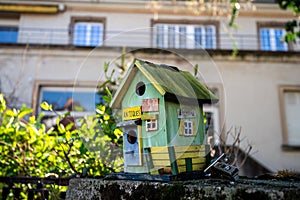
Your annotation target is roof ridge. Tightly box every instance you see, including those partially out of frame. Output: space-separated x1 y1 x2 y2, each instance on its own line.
143 60 179 72
159 64 180 72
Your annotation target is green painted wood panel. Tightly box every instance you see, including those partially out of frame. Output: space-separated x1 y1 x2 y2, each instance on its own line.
165 102 205 147
121 71 168 173
122 70 167 146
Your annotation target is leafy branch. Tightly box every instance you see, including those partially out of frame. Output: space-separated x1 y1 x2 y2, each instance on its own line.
278 0 300 43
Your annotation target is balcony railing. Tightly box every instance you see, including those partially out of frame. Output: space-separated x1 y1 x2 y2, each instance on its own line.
0 27 298 52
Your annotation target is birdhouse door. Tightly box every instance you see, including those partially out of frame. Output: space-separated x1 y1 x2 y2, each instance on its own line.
124 125 142 166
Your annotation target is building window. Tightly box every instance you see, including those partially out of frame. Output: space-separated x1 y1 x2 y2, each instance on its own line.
279 86 300 148
146 119 158 131
203 86 222 147
183 120 194 136
33 81 102 129
152 20 218 49
70 17 105 47
0 26 18 44
257 22 289 51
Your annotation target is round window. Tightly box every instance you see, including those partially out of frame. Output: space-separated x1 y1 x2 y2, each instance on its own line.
127 130 137 144
136 81 146 96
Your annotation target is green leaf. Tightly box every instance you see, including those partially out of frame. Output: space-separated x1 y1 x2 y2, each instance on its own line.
105 87 112 97
40 101 53 111
103 96 111 103
64 111 71 117
99 80 111 90
74 106 84 112
194 64 198 77
18 106 33 119
6 109 16 117
110 69 115 78
65 131 71 140
79 144 88 155
66 122 75 131
104 62 109 73
57 123 66 133
0 94 6 112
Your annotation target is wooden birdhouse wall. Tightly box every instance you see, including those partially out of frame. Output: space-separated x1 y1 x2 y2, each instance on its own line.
121 70 169 173
165 102 205 147
113 59 216 174
122 70 168 146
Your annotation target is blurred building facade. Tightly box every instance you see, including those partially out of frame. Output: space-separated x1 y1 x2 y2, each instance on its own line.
0 0 299 176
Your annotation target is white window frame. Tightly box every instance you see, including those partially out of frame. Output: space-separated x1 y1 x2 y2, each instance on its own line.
146 119 158 131
279 86 300 148
183 119 193 136
153 23 216 49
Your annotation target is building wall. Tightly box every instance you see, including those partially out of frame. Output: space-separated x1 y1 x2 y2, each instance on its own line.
3 1 296 50
219 60 300 172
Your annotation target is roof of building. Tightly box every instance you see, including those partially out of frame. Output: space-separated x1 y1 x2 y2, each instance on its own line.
110 59 218 108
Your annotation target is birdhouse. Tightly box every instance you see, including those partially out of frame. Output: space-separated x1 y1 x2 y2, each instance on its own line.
110 59 218 176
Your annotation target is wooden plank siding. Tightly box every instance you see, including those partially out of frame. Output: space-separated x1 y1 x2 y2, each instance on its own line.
149 145 209 175
149 146 171 172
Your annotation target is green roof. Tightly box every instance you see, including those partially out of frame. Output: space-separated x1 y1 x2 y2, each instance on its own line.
111 59 218 108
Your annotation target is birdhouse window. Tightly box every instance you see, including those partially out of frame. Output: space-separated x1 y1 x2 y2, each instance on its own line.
136 81 146 96
184 120 194 136
146 119 158 131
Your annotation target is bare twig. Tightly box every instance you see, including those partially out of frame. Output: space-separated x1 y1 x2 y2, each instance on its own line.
216 126 253 169
59 143 79 175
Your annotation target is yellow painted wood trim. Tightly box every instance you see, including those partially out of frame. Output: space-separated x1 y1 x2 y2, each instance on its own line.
175 158 206 166
177 163 206 173
137 125 143 166
150 170 159 175
141 113 158 120
150 146 169 153
191 157 206 164
151 153 170 160
174 145 205 153
178 120 184 136
152 160 171 167
176 152 207 159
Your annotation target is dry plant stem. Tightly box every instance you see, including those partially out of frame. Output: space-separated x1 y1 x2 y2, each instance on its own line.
217 126 253 169
58 142 79 175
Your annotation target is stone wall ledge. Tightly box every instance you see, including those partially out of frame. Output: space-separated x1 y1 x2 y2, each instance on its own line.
66 177 300 200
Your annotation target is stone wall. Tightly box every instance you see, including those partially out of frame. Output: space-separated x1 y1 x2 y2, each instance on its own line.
66 178 300 200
